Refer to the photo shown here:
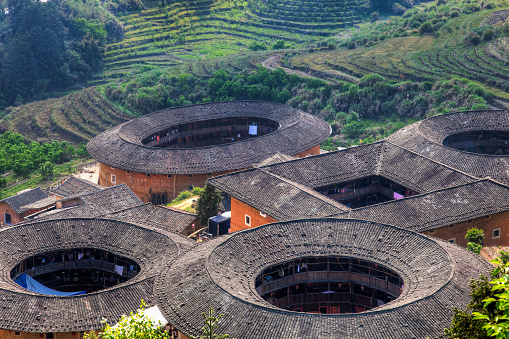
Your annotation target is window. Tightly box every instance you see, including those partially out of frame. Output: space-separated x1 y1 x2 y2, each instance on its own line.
126 171 131 174
188 186 193 190
486 215 491 219
4 213 11 226
46 334 54 339
14 332 20 336
167 175 172 178
448 238 456 244
245 215 251 227
260 211 266 218
146 174 151 177
111 174 116 184
467 220 473 223
493 228 501 239
188 174 193 178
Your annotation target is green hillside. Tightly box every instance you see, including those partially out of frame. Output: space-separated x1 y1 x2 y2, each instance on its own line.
2 0 509 146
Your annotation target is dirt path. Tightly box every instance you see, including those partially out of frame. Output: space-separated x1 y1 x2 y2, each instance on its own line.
171 196 198 210
74 164 100 185
261 54 323 80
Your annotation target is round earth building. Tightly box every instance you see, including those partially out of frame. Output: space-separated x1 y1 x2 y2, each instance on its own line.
88 101 331 203
154 218 491 339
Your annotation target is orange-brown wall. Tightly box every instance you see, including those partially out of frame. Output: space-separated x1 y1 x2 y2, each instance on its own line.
99 163 233 203
422 211 509 247
0 330 83 339
294 145 320 158
98 145 320 203
230 197 277 232
0 202 26 226
178 333 191 339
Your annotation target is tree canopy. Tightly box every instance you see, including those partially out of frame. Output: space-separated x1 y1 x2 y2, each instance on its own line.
445 253 509 338
196 183 222 226
0 0 123 105
0 131 87 178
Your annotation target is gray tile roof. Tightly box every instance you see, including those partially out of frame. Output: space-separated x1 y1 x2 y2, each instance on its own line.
87 101 331 174
260 141 384 188
209 141 478 219
378 142 478 192
100 203 155 224
388 110 509 184
35 184 143 221
20 196 56 210
2 188 51 214
50 177 102 198
104 203 197 233
333 179 509 232
252 152 297 167
0 218 188 333
142 206 197 233
209 168 350 221
154 219 491 339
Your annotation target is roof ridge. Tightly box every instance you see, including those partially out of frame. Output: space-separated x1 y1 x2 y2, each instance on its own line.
257 168 350 212
98 202 154 218
384 141 480 180
2 187 43 202
260 140 387 171
344 177 495 214
81 183 143 203
375 140 387 176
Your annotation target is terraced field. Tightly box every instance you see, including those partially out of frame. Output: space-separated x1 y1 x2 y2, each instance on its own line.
0 88 131 145
93 0 372 82
290 36 435 83
405 10 509 96
248 0 367 30
290 8 509 99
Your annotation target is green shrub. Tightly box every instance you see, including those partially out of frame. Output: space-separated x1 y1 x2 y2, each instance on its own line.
249 42 268 51
482 29 494 41
272 40 285 50
419 21 433 34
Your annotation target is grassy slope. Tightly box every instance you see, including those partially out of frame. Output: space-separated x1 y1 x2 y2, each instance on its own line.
288 0 509 98
4 0 509 145
91 0 373 83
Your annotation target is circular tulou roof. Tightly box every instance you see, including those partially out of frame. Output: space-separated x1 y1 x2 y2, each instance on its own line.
154 219 491 339
87 101 331 175
388 110 509 184
0 218 185 333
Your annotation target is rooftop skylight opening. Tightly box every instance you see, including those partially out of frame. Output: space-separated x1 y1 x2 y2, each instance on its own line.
11 248 140 296
255 256 403 314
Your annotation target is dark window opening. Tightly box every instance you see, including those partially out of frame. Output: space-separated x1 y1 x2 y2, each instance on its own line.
4 213 11 226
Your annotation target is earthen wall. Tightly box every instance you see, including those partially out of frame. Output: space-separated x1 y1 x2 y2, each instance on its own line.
230 197 277 232
422 211 509 247
99 145 320 203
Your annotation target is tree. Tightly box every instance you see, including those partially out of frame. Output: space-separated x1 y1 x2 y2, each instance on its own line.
371 11 379 22
84 300 171 339
466 227 484 254
472 257 509 338
483 29 495 41
84 301 231 339
41 162 54 181
445 254 509 339
196 183 222 226
192 309 230 339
